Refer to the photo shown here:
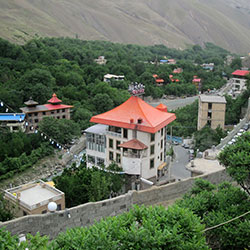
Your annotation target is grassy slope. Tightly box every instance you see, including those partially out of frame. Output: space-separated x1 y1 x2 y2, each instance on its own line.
0 0 250 53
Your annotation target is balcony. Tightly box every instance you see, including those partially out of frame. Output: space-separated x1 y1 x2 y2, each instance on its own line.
106 131 122 138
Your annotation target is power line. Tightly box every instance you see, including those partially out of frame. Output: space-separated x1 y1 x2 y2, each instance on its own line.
202 211 250 232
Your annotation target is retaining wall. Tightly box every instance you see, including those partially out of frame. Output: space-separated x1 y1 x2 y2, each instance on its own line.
0 169 231 239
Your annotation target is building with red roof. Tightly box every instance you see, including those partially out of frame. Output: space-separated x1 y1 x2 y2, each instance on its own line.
192 76 202 90
20 93 73 132
85 95 176 189
231 70 249 97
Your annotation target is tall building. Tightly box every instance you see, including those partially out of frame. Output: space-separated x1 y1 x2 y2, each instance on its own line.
85 95 176 190
20 93 73 132
198 95 227 130
231 70 249 97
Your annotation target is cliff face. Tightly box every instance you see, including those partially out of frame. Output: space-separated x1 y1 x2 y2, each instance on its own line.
0 0 250 53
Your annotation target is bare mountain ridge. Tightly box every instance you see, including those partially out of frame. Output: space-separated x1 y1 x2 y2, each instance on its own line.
1 0 250 53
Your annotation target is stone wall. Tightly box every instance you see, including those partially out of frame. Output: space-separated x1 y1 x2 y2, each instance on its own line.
0 169 231 239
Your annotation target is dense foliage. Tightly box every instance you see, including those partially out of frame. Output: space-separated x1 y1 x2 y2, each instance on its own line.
177 179 250 250
0 193 14 222
0 131 54 181
218 131 250 195
0 205 209 249
53 161 125 207
39 117 81 144
194 126 227 152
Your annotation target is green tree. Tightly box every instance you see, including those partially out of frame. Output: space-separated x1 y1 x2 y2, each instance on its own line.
218 131 250 195
177 179 250 250
39 117 81 144
0 193 14 222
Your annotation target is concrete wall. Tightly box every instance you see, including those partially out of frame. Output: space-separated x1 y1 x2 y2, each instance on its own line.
0 169 231 239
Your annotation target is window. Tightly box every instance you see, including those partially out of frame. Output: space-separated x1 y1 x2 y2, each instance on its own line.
34 112 38 116
116 153 121 163
161 128 163 136
57 110 60 113
97 157 105 166
116 140 121 150
87 155 95 164
161 139 163 149
42 210 47 214
43 112 46 115
151 133 155 142
51 111 54 114
57 204 62 211
62 109 65 112
208 112 212 119
207 120 211 127
123 128 128 138
23 211 27 216
208 103 212 109
62 115 66 118
160 152 163 161
150 145 155 155
109 151 114 161
28 113 32 117
34 119 39 123
109 138 113 148
150 158 154 169
57 116 60 119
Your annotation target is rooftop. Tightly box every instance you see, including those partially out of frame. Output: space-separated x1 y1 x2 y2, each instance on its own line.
232 70 249 76
48 93 62 104
119 139 148 150
200 95 227 104
0 113 25 122
84 124 108 134
90 96 176 133
5 180 64 210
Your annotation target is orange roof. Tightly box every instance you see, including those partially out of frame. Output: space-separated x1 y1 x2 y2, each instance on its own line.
90 96 176 133
48 93 62 104
119 139 148 150
232 70 249 76
169 75 173 78
156 103 168 112
153 74 158 78
156 79 164 83
193 78 201 83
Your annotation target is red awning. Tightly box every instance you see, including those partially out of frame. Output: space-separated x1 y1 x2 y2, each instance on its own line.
119 139 148 150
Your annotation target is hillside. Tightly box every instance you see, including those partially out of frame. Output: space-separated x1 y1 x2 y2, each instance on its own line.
0 0 250 53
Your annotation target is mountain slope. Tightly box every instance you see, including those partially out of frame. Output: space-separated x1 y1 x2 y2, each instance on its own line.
0 0 250 53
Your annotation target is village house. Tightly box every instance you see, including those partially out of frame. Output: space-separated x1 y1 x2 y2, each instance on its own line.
201 63 214 71
197 95 227 130
231 69 249 97
20 93 73 132
94 56 107 65
103 74 125 82
0 113 26 132
4 180 65 217
192 76 202 90
85 87 176 190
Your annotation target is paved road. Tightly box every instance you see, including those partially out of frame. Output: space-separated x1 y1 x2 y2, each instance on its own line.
150 96 198 111
170 145 191 179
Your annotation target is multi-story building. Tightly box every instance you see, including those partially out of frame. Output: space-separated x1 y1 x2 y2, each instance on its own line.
0 113 25 132
103 74 125 82
198 95 227 130
20 93 73 132
231 70 249 97
4 180 65 217
85 95 176 189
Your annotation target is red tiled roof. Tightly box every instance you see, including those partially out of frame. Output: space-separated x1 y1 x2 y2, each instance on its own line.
156 79 164 83
153 74 158 78
48 93 62 104
119 139 148 150
44 104 73 111
156 103 168 112
90 96 176 133
193 78 201 83
169 75 173 78
232 70 249 76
